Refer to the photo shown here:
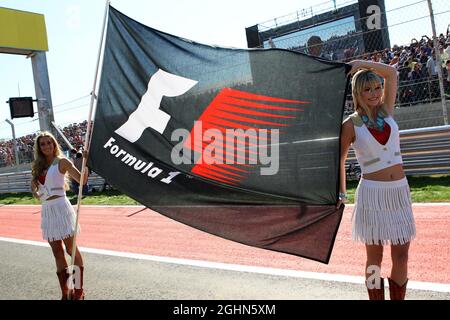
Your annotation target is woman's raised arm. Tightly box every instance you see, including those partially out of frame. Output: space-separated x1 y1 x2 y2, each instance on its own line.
348 60 398 114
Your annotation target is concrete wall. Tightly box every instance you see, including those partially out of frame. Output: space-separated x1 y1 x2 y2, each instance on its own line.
395 100 450 130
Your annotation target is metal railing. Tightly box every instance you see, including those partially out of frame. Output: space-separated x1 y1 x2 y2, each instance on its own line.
346 124 450 175
0 172 107 194
1 125 449 194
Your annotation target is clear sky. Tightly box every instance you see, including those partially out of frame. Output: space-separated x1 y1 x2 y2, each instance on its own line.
0 0 448 139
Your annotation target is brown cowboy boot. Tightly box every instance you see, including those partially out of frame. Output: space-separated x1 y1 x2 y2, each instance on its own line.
72 266 85 300
56 268 73 300
388 278 408 300
366 278 385 300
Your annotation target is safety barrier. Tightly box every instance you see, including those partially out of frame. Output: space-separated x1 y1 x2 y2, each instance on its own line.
346 125 450 175
0 171 106 194
1 125 449 193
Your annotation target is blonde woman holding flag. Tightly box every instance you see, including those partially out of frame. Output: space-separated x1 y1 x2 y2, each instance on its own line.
31 131 88 300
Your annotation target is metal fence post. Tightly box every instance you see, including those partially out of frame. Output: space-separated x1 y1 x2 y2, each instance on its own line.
5 119 20 172
427 0 449 125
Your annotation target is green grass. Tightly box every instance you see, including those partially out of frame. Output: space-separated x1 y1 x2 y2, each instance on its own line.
0 190 139 206
70 190 141 205
1 176 449 205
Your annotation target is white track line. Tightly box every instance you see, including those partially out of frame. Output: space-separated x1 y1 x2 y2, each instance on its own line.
0 236 449 293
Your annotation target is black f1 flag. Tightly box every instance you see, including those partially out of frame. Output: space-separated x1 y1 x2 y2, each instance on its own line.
89 6 349 263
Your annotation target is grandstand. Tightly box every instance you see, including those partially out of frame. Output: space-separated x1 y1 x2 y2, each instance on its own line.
247 0 450 128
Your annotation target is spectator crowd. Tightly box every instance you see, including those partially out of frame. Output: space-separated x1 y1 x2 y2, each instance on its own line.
357 34 450 107
274 26 450 111
0 120 87 168
306 30 450 110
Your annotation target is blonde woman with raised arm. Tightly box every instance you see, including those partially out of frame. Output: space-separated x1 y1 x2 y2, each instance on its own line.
338 60 416 300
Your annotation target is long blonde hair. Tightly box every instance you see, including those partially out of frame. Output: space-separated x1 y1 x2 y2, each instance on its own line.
31 131 64 194
351 69 388 122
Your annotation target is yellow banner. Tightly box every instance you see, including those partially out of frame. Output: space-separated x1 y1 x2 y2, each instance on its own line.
0 7 48 54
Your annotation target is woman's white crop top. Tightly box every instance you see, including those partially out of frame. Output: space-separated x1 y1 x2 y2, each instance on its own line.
38 158 66 200
349 112 403 174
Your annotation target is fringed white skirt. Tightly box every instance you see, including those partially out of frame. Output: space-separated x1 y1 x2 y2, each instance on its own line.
352 177 416 245
41 197 80 242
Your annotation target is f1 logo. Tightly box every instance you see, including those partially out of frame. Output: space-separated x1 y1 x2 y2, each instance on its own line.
115 69 198 142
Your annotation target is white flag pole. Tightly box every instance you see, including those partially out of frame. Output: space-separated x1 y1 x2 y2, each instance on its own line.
68 0 110 296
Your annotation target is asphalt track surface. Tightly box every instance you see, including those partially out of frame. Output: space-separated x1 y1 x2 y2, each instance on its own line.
0 203 449 300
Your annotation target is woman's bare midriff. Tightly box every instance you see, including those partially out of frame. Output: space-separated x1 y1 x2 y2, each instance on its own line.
362 164 405 181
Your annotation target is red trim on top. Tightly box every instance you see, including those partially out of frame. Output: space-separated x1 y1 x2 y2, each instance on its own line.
38 175 46 185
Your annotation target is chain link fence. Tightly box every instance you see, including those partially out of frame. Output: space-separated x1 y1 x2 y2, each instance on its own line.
251 0 450 128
